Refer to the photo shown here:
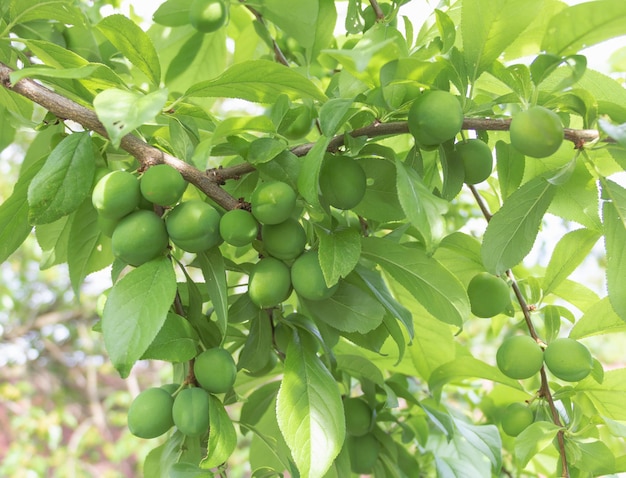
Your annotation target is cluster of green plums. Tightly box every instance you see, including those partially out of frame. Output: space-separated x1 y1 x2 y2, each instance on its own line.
127 347 236 439
408 90 565 184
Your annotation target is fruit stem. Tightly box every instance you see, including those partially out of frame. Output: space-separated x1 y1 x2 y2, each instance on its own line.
244 6 290 66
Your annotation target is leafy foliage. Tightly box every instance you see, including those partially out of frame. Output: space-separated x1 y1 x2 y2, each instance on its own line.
2 0 626 477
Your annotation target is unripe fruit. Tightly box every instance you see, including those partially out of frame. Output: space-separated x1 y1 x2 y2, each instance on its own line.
509 106 564 158
111 210 169 266
248 257 292 308
127 387 174 439
172 387 210 437
455 139 493 184
319 156 367 210
408 90 464 148
219 209 258 247
166 200 221 253
467 272 510 318
347 433 380 475
344 397 373 436
544 338 593 382
189 0 228 33
278 105 314 140
496 335 544 380
140 164 186 207
291 251 338 301
251 181 297 225
501 403 533 437
194 348 237 394
262 218 307 260
92 170 140 220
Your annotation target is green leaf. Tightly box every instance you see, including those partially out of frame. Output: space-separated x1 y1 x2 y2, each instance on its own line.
0 158 44 262
542 228 600 295
201 395 237 470
67 200 114 294
514 421 563 467
575 440 616 475
238 311 273 374
9 64 105 84
93 88 168 149
462 0 543 80
186 60 327 103
495 140 524 199
152 0 194 26
541 0 626 56
396 160 449 252
302 281 385 334
577 369 626 420
318 98 353 137
482 177 557 275
197 248 229 339
97 14 161 85
603 200 626 321
27 132 94 225
361 237 470 328
276 339 345 478
9 0 84 26
599 118 626 148
240 381 281 431
247 138 287 165
297 136 329 210
570 297 626 339
352 157 405 222
602 178 626 226
335 354 385 388
102 257 177 377
429 356 524 394
318 227 361 287
453 419 502 472
141 313 198 362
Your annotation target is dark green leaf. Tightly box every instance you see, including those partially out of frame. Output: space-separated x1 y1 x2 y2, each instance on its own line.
102 257 177 377
482 177 556 275
603 201 626 321
0 158 44 262
514 421 562 467
67 199 114 294
297 136 329 210
352 157 404 222
238 312 273 373
240 381 281 431
495 140 524 199
27 132 94 224
97 14 161 85
197 248 229 338
336 354 385 387
276 338 345 478
247 138 287 165
318 98 353 137
141 313 199 362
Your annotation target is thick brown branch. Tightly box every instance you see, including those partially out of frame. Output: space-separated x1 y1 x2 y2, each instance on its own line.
0 62 240 210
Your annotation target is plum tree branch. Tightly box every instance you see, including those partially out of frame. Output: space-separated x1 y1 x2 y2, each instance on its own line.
468 184 569 477
0 62 241 210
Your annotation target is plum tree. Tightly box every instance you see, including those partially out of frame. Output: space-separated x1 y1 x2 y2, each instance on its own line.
140 164 186 207
467 272 511 318
189 0 228 33
194 347 237 394
544 338 593 382
248 257 292 308
291 250 338 301
509 106 564 158
319 156 367 210
127 387 174 439
111 210 169 266
501 403 534 437
408 90 464 148
2 1 626 477
172 387 210 437
165 200 221 252
496 335 544 380
251 181 297 225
